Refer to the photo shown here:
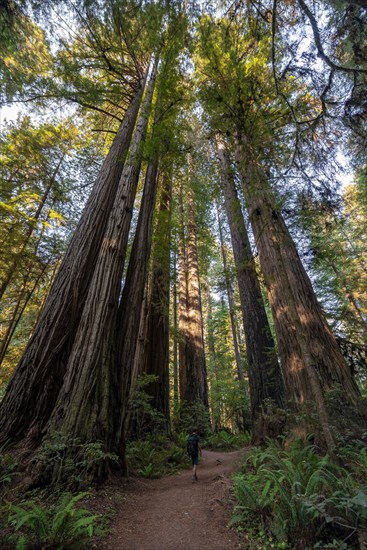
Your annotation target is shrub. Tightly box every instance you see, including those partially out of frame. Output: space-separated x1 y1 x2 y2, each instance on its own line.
232 439 367 549
128 375 167 440
204 430 251 451
126 434 189 478
7 492 98 549
33 435 118 488
172 401 211 436
0 441 17 486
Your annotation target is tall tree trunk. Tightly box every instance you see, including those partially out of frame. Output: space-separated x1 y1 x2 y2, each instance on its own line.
144 173 172 434
235 132 366 449
216 135 285 435
117 152 161 465
45 65 157 468
172 247 179 405
216 204 244 382
132 286 149 379
0 70 149 446
185 161 209 408
206 288 221 431
178 187 188 402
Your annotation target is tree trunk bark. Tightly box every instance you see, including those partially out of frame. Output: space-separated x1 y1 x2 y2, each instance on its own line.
172 247 179 406
178 187 188 402
0 70 149 446
216 203 244 382
216 134 285 432
144 173 172 434
117 151 161 462
45 65 157 460
235 132 366 448
184 159 209 408
206 288 221 431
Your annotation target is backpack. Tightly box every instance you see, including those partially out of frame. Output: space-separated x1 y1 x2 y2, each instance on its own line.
187 434 199 456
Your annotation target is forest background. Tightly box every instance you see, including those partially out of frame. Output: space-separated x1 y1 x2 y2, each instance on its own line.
0 0 367 548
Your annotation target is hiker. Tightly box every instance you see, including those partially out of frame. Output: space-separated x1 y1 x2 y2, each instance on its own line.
187 428 201 481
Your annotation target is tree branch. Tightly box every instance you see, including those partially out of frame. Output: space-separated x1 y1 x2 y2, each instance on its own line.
298 0 367 75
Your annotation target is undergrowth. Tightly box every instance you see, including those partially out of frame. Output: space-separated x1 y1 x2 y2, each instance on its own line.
126 433 189 478
0 441 17 488
232 438 367 549
1 492 99 550
204 430 251 451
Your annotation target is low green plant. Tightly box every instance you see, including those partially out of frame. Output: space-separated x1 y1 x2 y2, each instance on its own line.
126 434 189 478
7 492 98 549
34 434 118 488
138 463 155 478
204 430 251 451
232 439 367 549
128 375 167 439
0 441 17 486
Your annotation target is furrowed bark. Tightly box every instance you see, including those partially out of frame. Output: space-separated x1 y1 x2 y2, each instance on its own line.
235 132 366 449
216 134 285 434
143 173 172 433
117 152 161 462
0 70 149 446
185 160 209 408
44 64 157 463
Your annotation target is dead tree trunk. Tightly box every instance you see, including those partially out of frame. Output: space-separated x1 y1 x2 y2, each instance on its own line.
0 70 148 446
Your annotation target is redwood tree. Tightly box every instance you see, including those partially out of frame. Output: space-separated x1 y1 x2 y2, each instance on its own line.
45 62 158 469
215 134 285 437
0 70 148 446
143 173 173 433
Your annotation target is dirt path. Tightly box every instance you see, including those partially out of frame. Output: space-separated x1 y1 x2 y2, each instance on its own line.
100 449 245 550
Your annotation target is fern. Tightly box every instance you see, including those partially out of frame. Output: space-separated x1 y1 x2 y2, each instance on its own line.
8 492 98 549
232 439 367 548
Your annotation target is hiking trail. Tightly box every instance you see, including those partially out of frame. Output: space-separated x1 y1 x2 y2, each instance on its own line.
98 448 245 550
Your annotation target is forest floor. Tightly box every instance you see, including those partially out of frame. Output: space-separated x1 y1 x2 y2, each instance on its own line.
94 448 246 550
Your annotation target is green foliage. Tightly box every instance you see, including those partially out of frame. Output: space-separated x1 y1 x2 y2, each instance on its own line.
34 434 118 488
128 374 167 440
126 434 189 479
172 401 211 436
204 430 250 451
295 181 367 350
0 115 98 387
0 441 17 486
232 439 367 549
205 292 251 433
6 492 98 549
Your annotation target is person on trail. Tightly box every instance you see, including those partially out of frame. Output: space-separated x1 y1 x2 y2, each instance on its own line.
187 428 201 481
